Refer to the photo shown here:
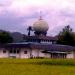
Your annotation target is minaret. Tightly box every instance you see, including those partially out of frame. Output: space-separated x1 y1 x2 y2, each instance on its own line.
27 26 32 36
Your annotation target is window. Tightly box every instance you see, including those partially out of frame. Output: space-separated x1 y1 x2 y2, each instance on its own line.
9 49 16 53
17 50 20 54
24 51 27 54
3 50 6 53
16 48 20 54
13 50 16 53
10 50 12 53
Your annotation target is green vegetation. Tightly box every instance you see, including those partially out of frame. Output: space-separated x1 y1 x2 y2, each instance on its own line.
57 25 75 46
0 31 13 44
0 59 75 75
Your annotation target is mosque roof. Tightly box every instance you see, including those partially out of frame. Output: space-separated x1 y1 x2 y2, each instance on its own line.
24 35 58 41
2 42 75 52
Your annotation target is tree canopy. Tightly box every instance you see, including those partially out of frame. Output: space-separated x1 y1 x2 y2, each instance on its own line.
57 25 75 46
0 31 13 44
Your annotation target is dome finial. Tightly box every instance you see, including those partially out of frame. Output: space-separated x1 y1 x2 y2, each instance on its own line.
39 11 43 20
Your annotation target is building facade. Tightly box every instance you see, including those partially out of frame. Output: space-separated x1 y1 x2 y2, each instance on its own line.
0 16 75 59
0 43 75 59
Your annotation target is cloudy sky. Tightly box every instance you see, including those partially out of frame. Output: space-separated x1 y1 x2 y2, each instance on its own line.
0 0 75 36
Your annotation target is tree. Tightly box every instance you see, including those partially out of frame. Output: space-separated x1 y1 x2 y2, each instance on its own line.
0 31 13 44
57 25 75 46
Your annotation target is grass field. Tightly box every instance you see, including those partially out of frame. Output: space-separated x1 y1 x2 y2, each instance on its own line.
0 59 75 75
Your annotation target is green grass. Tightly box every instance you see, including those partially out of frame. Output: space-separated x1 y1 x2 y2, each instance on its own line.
0 59 75 75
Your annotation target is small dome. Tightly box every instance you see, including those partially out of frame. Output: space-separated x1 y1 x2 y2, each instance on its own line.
33 18 49 32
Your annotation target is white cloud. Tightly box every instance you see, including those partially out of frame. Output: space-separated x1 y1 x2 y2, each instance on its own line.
0 0 75 35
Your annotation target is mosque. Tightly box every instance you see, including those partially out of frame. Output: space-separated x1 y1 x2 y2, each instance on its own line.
0 16 75 59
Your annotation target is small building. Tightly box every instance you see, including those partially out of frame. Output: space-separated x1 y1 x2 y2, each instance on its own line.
0 16 75 59
0 43 75 59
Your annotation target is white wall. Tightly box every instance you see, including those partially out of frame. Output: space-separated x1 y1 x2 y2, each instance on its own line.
0 48 9 58
20 49 51 58
0 48 67 59
16 54 20 58
32 49 51 58
20 48 31 58
66 52 74 59
32 49 39 57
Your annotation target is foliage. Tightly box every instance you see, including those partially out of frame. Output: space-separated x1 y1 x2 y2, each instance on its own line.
0 59 75 75
57 25 75 46
0 31 13 44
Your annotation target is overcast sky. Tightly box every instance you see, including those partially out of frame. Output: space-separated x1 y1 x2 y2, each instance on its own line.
0 0 75 36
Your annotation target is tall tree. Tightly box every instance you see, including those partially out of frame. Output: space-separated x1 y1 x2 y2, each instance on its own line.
57 25 75 46
0 31 13 44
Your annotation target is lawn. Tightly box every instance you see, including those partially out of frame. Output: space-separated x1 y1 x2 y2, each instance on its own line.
0 59 75 75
